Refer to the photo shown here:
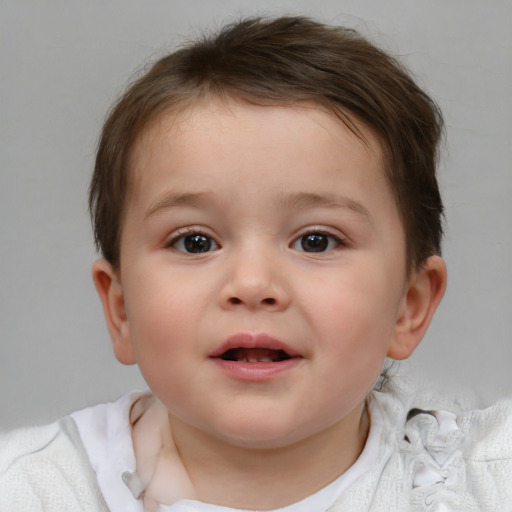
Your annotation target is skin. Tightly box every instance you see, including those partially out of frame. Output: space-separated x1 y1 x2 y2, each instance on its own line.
93 99 446 509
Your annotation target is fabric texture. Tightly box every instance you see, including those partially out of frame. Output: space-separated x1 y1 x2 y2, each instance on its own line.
1 383 511 512
328 385 512 511
0 415 109 512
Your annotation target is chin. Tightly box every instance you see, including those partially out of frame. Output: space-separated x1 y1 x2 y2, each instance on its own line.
206 414 311 450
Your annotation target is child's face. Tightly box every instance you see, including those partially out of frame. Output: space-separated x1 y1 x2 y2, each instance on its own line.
99 100 425 449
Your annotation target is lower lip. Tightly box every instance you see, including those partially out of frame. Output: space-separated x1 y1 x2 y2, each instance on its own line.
210 357 302 381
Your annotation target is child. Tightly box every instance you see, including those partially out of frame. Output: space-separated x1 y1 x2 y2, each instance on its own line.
1 15 511 512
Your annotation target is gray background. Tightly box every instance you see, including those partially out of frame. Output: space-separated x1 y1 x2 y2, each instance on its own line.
1 0 511 429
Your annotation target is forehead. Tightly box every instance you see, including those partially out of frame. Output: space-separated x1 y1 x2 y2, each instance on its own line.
124 100 404 250
122 101 406 247
128 99 388 193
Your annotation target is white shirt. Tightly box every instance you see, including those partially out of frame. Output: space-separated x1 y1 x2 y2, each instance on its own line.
72 392 383 512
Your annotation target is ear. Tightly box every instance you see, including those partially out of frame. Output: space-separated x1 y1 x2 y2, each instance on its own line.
387 255 447 360
92 259 136 365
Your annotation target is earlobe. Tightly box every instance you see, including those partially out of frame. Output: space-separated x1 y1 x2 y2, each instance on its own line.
92 259 136 365
387 255 447 360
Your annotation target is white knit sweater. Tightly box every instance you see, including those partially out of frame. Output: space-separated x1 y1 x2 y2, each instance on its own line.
1 385 511 512
0 415 109 511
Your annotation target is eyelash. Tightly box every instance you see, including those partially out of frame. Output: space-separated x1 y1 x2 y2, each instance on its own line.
165 227 346 254
291 229 346 253
165 228 220 254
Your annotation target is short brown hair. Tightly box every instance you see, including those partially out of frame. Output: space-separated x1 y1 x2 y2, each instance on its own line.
89 16 444 270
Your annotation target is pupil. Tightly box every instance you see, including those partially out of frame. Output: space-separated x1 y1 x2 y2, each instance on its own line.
302 234 328 252
184 234 211 253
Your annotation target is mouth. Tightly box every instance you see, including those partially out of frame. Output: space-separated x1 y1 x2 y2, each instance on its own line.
209 333 302 379
218 347 292 363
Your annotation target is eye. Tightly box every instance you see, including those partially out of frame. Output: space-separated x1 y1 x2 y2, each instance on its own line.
292 232 342 253
171 232 219 254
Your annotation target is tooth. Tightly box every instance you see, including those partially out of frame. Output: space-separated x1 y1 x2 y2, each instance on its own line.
248 358 258 363
261 358 271 362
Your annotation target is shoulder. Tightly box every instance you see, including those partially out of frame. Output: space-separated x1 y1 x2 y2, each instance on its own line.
0 414 110 511
375 382 512 511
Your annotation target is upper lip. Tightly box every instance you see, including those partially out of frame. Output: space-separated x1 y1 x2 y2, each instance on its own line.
209 332 302 358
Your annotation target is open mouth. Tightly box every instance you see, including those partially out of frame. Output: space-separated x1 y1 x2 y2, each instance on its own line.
219 348 292 363
210 335 301 378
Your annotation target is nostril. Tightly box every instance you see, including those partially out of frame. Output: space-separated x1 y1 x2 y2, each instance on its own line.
226 297 277 306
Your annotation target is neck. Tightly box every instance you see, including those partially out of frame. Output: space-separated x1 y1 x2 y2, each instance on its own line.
169 403 369 510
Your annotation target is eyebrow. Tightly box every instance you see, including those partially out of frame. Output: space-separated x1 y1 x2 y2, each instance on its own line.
145 190 373 223
145 192 211 219
277 192 373 223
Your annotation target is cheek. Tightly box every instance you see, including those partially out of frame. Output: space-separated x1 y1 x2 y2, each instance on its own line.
124 275 200 357
124 285 200 402
312 264 402 354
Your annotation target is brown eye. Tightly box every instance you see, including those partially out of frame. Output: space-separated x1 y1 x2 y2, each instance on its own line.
301 234 328 252
172 233 219 253
292 232 341 253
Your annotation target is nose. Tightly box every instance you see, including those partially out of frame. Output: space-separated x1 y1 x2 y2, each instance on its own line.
218 244 291 312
